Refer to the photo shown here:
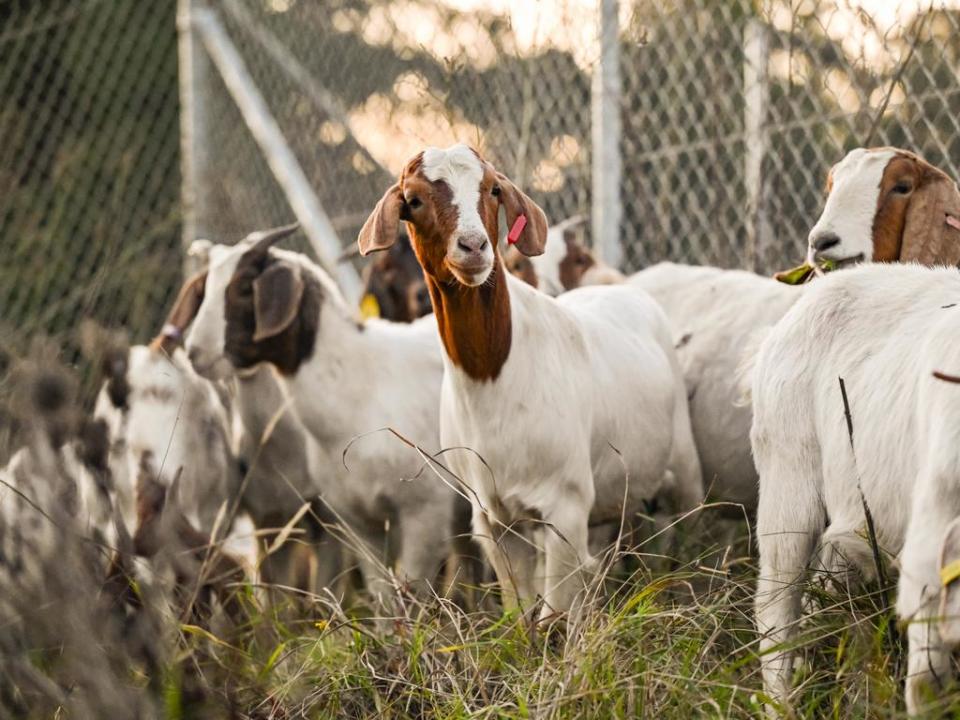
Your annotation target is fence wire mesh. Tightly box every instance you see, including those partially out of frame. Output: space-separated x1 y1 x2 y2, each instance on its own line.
0 0 181 390
194 0 594 261
625 0 960 272
195 0 960 278
5 0 960 397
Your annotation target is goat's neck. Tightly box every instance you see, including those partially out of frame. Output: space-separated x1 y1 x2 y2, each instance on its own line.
428 258 512 381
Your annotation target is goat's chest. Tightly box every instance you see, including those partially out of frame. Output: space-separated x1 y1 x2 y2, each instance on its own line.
440 362 592 501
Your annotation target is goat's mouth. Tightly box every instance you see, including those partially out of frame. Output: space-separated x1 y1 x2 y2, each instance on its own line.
447 261 492 287
808 249 865 269
822 252 864 268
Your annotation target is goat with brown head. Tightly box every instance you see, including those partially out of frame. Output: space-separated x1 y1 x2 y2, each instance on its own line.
808 147 960 268
184 223 464 596
358 144 547 381
221 224 321 376
153 231 352 600
182 223 319 380
357 144 703 621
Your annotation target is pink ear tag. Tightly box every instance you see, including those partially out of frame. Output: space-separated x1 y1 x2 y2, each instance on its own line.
946 214 960 232
507 214 527 245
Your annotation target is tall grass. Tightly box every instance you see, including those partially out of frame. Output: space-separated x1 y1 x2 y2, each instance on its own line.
0 357 952 719
152 521 924 719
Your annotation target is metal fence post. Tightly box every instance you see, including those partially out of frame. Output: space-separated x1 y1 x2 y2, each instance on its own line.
744 18 770 271
592 0 623 269
192 6 361 301
177 0 211 262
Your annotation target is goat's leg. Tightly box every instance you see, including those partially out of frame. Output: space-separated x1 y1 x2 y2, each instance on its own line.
540 499 593 624
344 523 394 602
471 504 537 613
754 463 821 715
899 466 960 715
311 529 346 596
395 504 453 593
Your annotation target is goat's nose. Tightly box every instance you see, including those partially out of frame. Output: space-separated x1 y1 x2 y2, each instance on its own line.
457 235 488 253
811 232 840 252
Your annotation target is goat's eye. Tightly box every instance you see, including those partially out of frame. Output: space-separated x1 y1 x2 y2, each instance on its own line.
407 196 422 209
491 185 501 197
893 182 913 194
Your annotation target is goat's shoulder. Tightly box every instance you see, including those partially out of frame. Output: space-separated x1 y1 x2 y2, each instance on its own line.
784 263 959 343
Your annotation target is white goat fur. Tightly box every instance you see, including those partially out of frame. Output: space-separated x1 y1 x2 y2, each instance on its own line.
408 145 703 618
750 263 960 714
630 263 802 509
229 365 345 591
93 345 236 536
519 256 803 511
185 238 458 590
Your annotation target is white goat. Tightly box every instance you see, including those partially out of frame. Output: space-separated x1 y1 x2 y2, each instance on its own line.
632 263 801 511
184 226 460 593
358 144 702 619
507 252 801 513
750 263 960 715
93 344 238 538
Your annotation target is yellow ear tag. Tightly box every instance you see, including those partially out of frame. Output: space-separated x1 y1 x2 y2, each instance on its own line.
941 558 960 587
360 293 380 319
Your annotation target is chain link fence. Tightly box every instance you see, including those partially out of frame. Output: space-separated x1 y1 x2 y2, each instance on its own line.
188 0 595 287
191 0 960 279
5 0 960 397
625 0 960 272
0 0 181 391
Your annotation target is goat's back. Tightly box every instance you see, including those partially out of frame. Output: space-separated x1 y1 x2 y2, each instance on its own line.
752 263 960 548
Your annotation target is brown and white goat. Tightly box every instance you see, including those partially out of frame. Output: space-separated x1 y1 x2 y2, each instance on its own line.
359 144 702 619
183 227 463 597
808 146 960 267
358 230 432 322
151 236 345 597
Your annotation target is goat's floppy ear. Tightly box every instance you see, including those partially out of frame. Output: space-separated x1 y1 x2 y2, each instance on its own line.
149 271 207 354
899 162 960 267
496 172 548 257
252 262 304 342
359 184 403 256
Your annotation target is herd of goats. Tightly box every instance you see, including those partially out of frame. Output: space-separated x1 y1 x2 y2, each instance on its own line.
4 142 960 714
